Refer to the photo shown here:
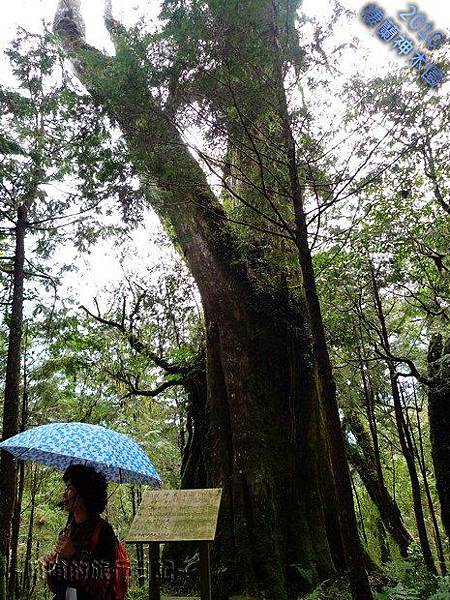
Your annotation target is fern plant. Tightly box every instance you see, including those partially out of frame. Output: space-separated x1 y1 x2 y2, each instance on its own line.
428 575 450 600
376 583 421 600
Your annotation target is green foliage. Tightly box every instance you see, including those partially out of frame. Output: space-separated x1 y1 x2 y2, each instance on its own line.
376 583 421 600
429 577 450 600
303 579 351 600
1 1 449 598
0 26 140 266
376 548 450 600
376 579 450 600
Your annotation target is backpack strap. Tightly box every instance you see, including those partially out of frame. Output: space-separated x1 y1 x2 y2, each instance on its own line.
90 518 105 551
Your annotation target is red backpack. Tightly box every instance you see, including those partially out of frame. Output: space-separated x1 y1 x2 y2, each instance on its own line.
91 519 131 600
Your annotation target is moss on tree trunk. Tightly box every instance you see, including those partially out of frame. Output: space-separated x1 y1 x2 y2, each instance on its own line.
201 289 337 598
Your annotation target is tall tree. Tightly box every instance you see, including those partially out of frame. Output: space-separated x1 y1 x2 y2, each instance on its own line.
0 202 28 600
427 334 450 540
0 33 46 597
52 1 374 597
0 28 134 597
345 409 412 558
368 260 436 574
270 22 372 599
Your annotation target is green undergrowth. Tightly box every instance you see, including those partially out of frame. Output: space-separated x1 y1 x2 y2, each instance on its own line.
375 544 450 600
303 545 450 600
302 578 352 600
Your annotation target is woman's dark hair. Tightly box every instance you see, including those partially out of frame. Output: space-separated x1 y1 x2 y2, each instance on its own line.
63 464 108 515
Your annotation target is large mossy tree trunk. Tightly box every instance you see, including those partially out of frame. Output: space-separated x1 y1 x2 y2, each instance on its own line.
202 295 340 597
53 3 363 597
427 333 450 540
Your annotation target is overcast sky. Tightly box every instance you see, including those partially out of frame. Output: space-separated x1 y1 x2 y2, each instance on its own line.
1 0 449 309
1 0 448 95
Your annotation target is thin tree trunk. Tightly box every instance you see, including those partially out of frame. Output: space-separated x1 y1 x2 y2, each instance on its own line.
130 486 145 586
392 451 397 504
354 323 384 487
351 477 368 546
31 538 39 598
406 385 446 573
376 519 390 564
427 333 450 542
345 411 412 557
21 465 37 599
369 261 436 574
8 325 29 600
390 382 434 573
0 204 27 600
7 460 24 600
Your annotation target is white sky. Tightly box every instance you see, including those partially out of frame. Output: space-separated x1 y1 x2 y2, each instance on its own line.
1 0 449 309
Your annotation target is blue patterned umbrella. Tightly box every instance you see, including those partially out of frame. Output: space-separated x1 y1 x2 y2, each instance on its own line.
0 422 161 486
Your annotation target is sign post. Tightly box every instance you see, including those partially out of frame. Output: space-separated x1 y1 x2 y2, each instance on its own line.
148 542 160 600
199 541 211 600
125 488 223 600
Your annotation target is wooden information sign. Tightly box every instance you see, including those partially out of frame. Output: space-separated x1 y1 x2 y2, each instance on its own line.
126 488 222 542
125 488 223 600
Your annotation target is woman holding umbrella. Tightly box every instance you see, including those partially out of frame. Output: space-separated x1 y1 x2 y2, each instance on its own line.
0 421 162 600
42 464 117 600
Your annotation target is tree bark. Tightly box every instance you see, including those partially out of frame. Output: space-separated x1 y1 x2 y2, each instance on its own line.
201 292 338 598
7 460 24 600
0 204 27 600
427 333 450 540
7 397 28 599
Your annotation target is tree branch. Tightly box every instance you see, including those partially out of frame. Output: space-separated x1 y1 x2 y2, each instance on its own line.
80 303 187 375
